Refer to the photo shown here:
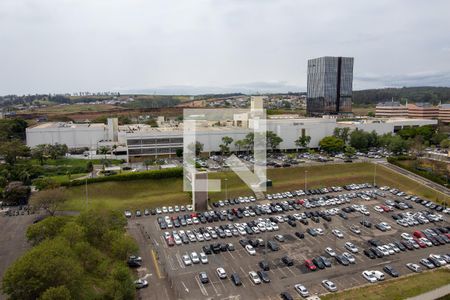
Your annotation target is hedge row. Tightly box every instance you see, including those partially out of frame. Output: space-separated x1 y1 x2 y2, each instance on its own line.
387 157 448 187
62 168 183 187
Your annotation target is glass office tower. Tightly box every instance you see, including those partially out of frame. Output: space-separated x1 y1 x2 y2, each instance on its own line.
307 56 353 116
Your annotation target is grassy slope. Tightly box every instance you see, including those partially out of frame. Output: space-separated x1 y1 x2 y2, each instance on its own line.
321 269 450 300
63 162 449 211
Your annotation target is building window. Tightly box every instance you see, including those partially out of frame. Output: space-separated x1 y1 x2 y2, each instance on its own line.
141 139 156 145
170 137 183 144
128 148 142 155
127 139 141 145
142 148 156 154
156 138 170 144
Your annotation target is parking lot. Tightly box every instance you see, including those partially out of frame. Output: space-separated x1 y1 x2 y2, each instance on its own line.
129 184 450 299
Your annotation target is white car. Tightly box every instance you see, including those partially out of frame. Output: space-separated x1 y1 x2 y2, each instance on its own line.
182 254 192 266
294 284 309 297
406 263 422 273
401 233 413 240
345 242 359 253
377 246 390 256
430 254 447 265
373 206 384 213
190 252 200 264
249 271 261 284
325 247 336 257
342 252 356 264
379 222 391 230
199 252 208 264
362 270 377 283
332 229 344 238
372 270 385 281
245 245 256 255
322 280 337 292
216 267 227 279
316 228 324 235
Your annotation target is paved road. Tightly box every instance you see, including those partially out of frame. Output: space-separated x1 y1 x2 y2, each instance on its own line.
407 282 450 300
380 162 450 198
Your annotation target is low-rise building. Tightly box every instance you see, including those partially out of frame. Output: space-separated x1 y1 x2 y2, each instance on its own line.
375 101 408 118
407 102 439 119
438 103 450 123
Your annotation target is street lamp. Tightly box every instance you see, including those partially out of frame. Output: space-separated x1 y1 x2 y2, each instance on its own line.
373 163 377 186
225 178 228 200
304 170 308 191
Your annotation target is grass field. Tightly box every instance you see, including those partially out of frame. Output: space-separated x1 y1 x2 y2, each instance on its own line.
62 162 449 211
321 268 450 300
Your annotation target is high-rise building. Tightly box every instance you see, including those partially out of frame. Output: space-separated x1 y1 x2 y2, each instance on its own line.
307 56 354 116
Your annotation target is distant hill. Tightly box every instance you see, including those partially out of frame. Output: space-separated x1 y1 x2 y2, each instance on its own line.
353 87 450 106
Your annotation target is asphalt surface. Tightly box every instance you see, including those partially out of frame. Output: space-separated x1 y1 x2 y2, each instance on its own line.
0 210 35 300
129 186 450 300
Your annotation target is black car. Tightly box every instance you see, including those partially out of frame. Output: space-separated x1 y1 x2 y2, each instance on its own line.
199 272 209 284
203 245 212 255
360 220 372 228
295 231 305 239
370 247 384 258
231 273 242 286
319 256 332 267
394 241 406 251
307 228 317 237
335 255 350 266
364 249 375 259
282 256 294 266
368 239 381 247
300 219 309 225
339 212 348 220
312 257 325 269
127 259 141 268
280 292 294 300
257 270 270 283
259 260 270 271
268 240 279 251
239 239 249 247
288 220 297 227
383 265 399 277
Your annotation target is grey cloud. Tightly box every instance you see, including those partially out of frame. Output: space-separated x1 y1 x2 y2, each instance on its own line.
1 0 450 95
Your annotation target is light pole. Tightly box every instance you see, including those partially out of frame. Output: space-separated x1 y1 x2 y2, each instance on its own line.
304 170 308 191
373 162 377 186
85 177 88 209
225 178 228 200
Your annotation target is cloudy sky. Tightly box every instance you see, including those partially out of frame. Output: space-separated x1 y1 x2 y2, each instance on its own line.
1 0 450 95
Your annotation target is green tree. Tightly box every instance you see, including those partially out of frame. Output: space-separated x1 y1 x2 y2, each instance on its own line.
143 159 154 171
367 111 375 117
349 129 369 151
0 140 30 165
1 239 84 300
2 181 30 206
344 146 356 158
104 264 135 300
440 139 450 149
29 187 68 216
219 136 234 155
31 144 48 165
333 127 350 143
319 136 345 154
32 177 60 190
86 161 94 175
295 135 311 151
235 140 245 153
26 216 69 246
176 148 183 157
98 146 110 159
40 286 72 300
266 131 283 151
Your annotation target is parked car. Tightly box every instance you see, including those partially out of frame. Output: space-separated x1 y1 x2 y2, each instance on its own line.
322 280 337 292
294 284 309 298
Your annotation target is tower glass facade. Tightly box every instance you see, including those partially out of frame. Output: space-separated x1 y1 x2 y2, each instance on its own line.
307 56 353 116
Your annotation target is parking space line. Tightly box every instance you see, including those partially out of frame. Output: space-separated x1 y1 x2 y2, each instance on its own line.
286 266 296 276
175 252 185 269
194 275 209 296
210 280 220 296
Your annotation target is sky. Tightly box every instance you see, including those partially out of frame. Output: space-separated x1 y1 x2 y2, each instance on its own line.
1 0 450 95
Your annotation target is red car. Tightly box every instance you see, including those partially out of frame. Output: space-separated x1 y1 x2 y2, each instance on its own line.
414 238 426 248
166 237 175 247
304 259 317 271
413 231 424 238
